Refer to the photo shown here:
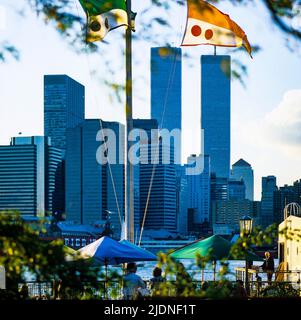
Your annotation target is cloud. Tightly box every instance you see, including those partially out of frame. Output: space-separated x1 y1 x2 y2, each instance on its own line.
232 89 301 198
242 89 301 157
265 90 301 148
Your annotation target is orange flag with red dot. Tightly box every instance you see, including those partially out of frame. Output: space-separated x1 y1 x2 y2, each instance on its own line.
181 0 252 57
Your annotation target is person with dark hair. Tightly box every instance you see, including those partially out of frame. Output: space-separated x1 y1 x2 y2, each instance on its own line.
123 262 146 300
149 267 165 295
261 251 274 285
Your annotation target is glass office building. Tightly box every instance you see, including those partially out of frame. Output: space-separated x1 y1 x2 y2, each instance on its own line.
0 136 63 217
231 158 254 201
151 47 182 163
66 119 141 239
261 176 278 227
133 119 177 232
44 74 85 152
201 55 231 178
185 154 211 225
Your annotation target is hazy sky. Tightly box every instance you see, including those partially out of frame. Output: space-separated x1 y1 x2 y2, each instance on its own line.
0 0 301 200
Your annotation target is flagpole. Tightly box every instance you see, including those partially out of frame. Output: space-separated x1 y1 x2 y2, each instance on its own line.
125 0 134 242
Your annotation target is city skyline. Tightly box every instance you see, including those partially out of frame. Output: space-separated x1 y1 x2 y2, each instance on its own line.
1 0 301 201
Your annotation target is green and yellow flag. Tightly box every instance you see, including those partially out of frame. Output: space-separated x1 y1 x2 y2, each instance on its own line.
79 0 129 42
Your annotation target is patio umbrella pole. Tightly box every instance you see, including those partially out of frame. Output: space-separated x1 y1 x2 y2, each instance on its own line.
213 260 216 281
105 260 108 300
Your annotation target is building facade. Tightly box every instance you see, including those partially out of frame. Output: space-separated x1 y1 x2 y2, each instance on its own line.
44 74 85 152
274 180 301 224
0 136 63 217
176 165 189 236
201 55 231 178
231 159 254 201
65 119 126 238
151 47 182 132
228 179 246 200
186 154 211 225
278 205 301 278
151 47 182 164
261 176 278 228
133 119 177 233
212 199 256 233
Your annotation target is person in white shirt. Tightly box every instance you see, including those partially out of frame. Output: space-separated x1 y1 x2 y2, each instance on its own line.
123 262 146 300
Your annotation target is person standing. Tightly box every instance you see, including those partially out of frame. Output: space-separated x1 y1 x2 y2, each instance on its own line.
123 263 146 300
261 251 274 285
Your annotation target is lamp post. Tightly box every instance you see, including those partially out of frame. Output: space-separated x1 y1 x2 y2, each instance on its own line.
239 215 253 296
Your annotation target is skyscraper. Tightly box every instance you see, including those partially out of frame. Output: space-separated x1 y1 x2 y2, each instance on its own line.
212 199 255 233
231 159 254 201
151 47 182 163
133 119 177 232
201 55 231 178
176 165 189 235
261 176 278 227
228 179 246 200
0 136 63 217
274 179 301 224
186 154 211 225
151 47 182 132
44 75 85 152
65 119 126 237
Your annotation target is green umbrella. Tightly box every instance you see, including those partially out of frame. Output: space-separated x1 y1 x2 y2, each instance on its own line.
169 235 263 280
170 235 232 261
170 235 263 261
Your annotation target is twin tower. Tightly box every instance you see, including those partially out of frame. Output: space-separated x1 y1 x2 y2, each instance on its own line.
42 48 231 236
151 47 231 179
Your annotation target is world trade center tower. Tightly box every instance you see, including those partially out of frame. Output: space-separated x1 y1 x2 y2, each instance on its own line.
201 55 231 178
151 47 182 163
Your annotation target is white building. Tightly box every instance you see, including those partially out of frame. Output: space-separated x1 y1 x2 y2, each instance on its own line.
278 203 301 286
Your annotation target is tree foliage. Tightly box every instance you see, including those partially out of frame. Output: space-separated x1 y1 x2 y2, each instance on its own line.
0 211 101 299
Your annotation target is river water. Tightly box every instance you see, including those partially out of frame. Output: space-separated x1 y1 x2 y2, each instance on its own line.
112 259 279 282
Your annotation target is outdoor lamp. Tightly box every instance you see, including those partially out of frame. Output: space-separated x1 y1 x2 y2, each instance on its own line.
239 215 253 237
239 215 253 296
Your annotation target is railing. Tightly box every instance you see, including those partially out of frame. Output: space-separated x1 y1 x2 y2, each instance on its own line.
235 267 301 297
18 270 301 300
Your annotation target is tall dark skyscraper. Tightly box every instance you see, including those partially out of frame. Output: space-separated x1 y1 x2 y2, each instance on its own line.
151 47 182 133
44 75 85 152
201 55 231 178
66 120 124 231
261 176 278 227
133 119 177 232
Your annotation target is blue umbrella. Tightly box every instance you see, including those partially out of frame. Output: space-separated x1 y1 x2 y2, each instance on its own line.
78 236 157 265
78 236 157 298
119 239 157 261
